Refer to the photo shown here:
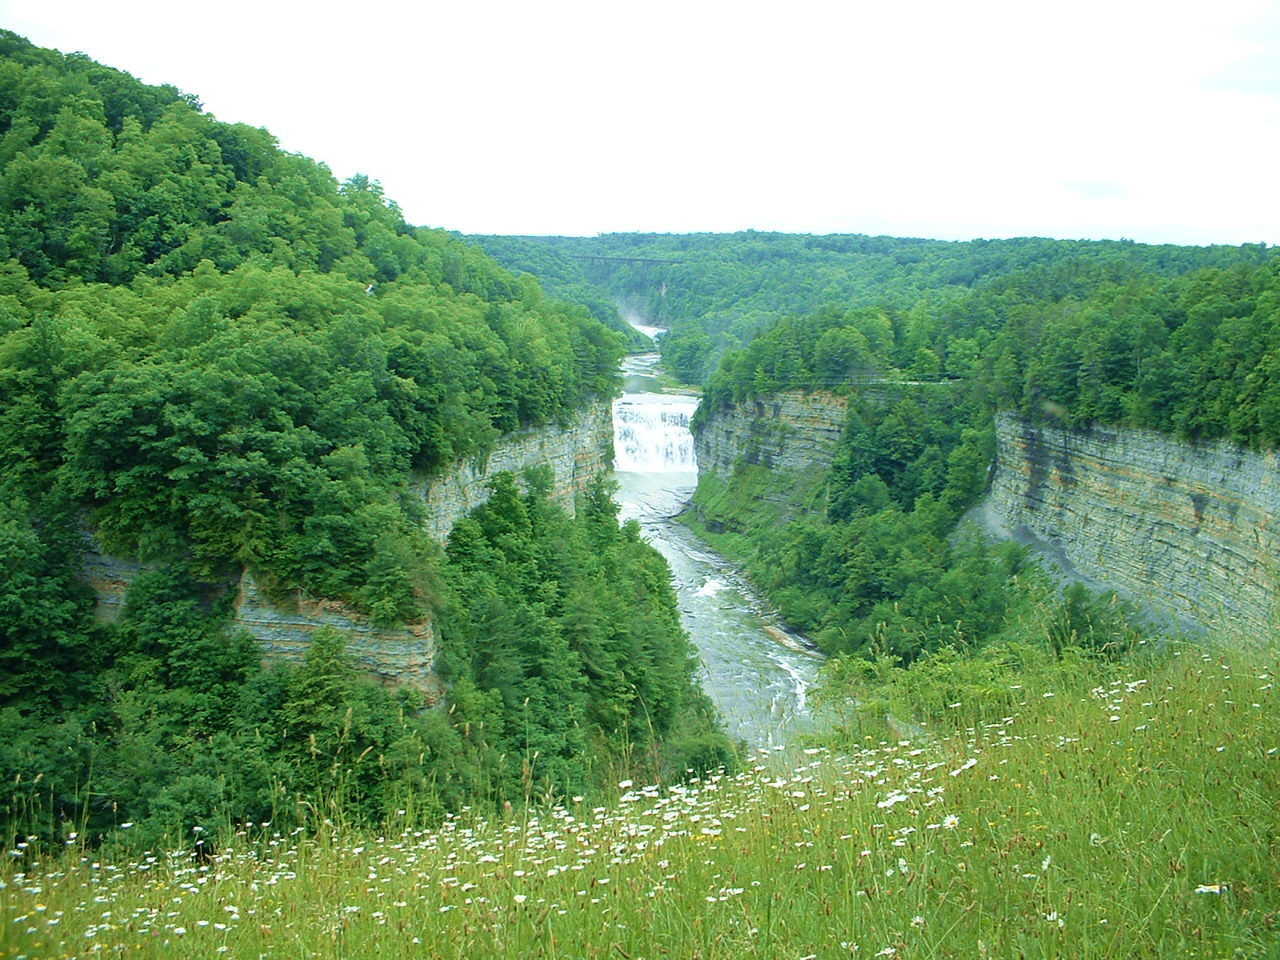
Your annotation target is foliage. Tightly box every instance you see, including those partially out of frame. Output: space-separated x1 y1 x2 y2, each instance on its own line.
3 641 1276 959
437 473 731 802
0 477 727 850
464 235 652 351
469 231 1274 388
0 30 626 613
640 239 1279 669
0 33 715 849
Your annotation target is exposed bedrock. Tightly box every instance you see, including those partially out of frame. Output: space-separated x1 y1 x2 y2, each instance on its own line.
988 411 1279 639
83 400 614 689
693 392 1278 639
695 391 850 480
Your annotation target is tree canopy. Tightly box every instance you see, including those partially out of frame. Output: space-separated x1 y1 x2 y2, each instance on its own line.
0 33 730 846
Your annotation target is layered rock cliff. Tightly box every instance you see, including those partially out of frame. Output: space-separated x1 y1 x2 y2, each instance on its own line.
695 391 848 479
691 391 849 531
414 399 613 541
988 412 1280 639
694 390 1278 639
84 400 614 687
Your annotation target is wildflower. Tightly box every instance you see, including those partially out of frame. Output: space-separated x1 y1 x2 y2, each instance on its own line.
949 758 977 776
911 915 925 927
1195 883 1228 894
617 780 633 790
942 814 959 830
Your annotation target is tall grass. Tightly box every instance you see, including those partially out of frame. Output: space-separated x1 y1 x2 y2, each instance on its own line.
3 642 1276 959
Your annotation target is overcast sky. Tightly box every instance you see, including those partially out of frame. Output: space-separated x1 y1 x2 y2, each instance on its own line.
5 0 1279 245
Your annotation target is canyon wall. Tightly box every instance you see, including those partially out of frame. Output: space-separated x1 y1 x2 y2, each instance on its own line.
695 391 849 480
414 399 613 542
694 391 1278 638
692 391 849 531
988 412 1280 639
84 400 614 688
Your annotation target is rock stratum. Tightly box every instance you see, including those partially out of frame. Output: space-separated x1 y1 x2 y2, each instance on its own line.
694 391 1278 639
414 400 614 542
691 391 850 533
988 412 1279 639
84 400 614 688
695 391 849 481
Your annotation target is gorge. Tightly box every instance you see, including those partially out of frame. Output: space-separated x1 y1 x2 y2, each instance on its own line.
83 398 616 689
613 351 820 748
692 388 1278 640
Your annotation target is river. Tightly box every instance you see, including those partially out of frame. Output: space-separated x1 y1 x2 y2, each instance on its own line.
611 348 822 751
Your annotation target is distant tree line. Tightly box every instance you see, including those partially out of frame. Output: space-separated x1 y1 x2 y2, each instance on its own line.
470 231 1273 387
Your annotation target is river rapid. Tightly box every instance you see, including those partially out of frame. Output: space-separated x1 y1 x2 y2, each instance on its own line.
611 348 822 751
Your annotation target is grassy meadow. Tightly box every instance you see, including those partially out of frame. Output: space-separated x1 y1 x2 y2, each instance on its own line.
2 641 1277 959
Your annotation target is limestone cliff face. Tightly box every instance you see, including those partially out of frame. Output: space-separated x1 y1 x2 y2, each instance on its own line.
690 391 849 533
694 390 1278 639
84 400 614 688
414 399 614 541
694 391 848 480
989 412 1280 638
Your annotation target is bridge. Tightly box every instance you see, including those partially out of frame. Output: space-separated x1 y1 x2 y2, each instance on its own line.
569 255 680 267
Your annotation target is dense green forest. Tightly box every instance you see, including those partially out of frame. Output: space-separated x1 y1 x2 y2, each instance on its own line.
469 232 1273 385
464 234 651 352
698 252 1280 446
701 253 1280 662
690 257 1272 655
0 32 727 847
480 233 1280 665
5 26 1278 855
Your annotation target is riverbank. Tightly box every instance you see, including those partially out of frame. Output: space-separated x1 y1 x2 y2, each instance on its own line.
612 349 820 749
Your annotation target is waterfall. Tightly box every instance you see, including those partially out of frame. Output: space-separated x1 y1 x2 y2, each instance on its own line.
612 394 699 472
611 348 819 749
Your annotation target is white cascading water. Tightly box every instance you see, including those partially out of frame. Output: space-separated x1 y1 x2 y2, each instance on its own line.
611 343 820 750
612 350 699 473
612 394 698 472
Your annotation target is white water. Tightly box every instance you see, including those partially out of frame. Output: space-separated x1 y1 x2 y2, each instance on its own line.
611 351 822 749
613 393 697 472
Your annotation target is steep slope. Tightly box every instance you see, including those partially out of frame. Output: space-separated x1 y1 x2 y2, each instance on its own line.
988 412 1280 638
0 34 729 843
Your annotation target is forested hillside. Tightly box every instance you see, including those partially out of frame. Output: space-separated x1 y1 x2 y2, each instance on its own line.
468 231 1273 384
470 230 1280 667
480 232 1280 664
692 250 1280 664
0 32 727 848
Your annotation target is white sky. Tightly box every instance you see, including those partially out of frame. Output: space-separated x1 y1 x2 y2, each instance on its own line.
4 0 1279 245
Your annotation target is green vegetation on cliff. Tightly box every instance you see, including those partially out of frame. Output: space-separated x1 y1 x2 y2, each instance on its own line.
0 33 723 846
678 234 1280 665
2 471 728 850
0 28 624 612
